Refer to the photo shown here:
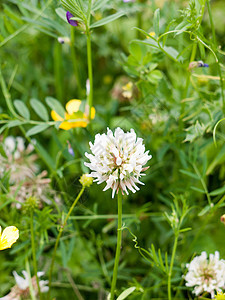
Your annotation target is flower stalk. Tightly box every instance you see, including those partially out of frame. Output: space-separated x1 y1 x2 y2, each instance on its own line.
110 191 123 300
30 210 42 300
70 26 82 97
167 232 178 300
48 186 85 298
86 29 93 119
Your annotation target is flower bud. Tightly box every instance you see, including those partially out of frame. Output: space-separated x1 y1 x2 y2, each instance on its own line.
23 196 39 212
79 174 93 187
220 214 225 225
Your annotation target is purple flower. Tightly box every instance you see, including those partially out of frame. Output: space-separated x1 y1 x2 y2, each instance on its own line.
66 11 78 27
67 141 75 156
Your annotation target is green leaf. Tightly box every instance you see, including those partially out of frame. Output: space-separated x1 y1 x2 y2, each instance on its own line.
179 227 192 233
90 11 125 28
92 0 109 11
116 287 136 300
26 124 50 137
153 8 160 36
207 144 225 175
45 96 65 118
198 205 211 217
210 185 225 196
55 7 67 22
30 98 49 121
129 42 143 62
7 120 24 127
190 186 205 194
14 99 30 119
179 169 199 179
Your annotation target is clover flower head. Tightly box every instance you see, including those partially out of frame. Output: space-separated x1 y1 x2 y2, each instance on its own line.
0 271 48 299
84 127 152 198
0 136 38 183
184 251 225 298
51 99 95 130
66 11 78 26
0 226 19 251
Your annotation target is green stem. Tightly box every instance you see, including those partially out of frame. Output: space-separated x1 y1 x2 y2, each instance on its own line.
206 0 216 46
70 27 82 97
30 210 42 300
86 30 93 118
192 163 212 205
206 0 224 112
110 192 123 300
48 186 85 298
54 41 63 102
25 257 37 300
168 232 178 300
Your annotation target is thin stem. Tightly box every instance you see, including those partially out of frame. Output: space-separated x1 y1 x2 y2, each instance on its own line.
48 186 85 298
192 163 212 205
54 41 63 102
206 0 225 111
86 30 93 118
25 257 37 300
30 210 42 300
70 27 82 97
168 232 179 300
110 192 123 300
206 0 216 46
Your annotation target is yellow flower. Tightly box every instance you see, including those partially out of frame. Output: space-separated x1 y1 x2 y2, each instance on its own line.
215 292 225 299
147 31 156 38
122 82 133 99
0 226 19 250
51 99 95 130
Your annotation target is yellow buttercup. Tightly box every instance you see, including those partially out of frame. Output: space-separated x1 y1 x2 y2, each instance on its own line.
51 99 95 130
215 292 225 300
0 226 19 250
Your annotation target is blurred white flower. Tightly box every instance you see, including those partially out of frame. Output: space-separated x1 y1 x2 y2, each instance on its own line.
184 251 225 298
85 127 151 198
0 270 48 300
0 136 38 183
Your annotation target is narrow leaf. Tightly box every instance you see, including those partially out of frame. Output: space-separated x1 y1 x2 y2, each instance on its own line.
153 8 160 36
210 185 225 196
90 11 125 28
179 169 199 179
116 287 136 300
190 186 205 194
198 205 211 217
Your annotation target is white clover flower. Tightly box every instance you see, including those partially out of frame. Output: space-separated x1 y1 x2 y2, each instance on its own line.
184 251 225 298
0 270 49 300
13 270 49 293
84 127 152 198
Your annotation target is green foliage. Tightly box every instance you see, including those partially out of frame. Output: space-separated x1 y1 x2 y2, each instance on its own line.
0 0 225 299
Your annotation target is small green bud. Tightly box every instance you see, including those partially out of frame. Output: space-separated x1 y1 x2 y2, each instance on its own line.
79 174 93 187
23 196 39 213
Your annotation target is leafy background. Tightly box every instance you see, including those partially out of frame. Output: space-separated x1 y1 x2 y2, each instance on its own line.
0 0 225 299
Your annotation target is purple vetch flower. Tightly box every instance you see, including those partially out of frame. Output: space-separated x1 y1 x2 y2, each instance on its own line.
188 61 209 71
67 141 75 156
123 0 135 2
66 11 78 26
